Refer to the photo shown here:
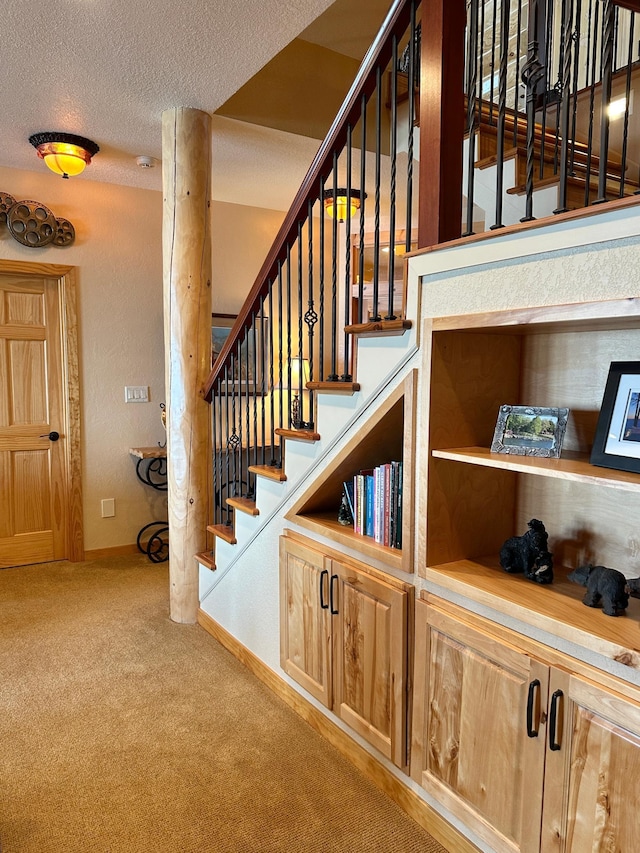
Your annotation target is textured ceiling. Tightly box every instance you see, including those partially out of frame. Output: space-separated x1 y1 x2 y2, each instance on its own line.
0 0 390 209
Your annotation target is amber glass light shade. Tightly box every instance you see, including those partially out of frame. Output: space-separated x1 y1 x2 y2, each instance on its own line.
323 188 364 222
29 133 100 179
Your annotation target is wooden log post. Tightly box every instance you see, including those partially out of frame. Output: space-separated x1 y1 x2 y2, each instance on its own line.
162 107 212 624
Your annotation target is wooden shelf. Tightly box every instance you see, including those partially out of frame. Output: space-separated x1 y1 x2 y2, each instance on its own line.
425 557 640 670
292 511 404 572
432 446 640 492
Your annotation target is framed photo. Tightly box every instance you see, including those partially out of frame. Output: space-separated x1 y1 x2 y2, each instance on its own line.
491 405 570 458
211 313 269 394
590 361 640 473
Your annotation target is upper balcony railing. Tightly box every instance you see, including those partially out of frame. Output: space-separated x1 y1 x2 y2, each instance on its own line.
204 0 640 531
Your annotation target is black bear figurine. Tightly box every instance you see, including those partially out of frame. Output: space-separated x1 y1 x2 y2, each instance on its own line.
567 564 629 616
499 519 553 584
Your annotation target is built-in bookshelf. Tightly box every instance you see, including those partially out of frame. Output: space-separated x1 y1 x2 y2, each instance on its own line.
287 370 417 573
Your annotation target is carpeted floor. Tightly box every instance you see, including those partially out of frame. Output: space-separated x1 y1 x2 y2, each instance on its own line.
0 555 446 852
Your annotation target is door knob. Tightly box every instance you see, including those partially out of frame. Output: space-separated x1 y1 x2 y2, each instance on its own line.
40 431 60 441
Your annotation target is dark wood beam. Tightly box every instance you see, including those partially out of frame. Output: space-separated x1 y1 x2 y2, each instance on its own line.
418 0 467 248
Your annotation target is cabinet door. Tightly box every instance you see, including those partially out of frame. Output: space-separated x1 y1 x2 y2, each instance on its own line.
541 670 640 852
330 559 408 768
411 599 548 853
279 537 332 708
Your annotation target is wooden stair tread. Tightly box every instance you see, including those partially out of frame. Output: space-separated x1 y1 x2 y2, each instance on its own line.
225 496 259 516
307 381 360 394
207 524 237 545
196 550 216 570
248 464 287 482
345 318 412 336
275 428 321 442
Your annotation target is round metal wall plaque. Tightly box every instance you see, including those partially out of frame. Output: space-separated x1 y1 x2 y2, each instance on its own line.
0 192 16 223
8 200 57 247
53 217 75 246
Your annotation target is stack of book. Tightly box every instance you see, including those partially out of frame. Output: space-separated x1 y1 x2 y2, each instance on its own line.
344 462 403 548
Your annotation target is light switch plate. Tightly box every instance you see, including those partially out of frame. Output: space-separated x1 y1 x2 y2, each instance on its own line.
125 385 149 403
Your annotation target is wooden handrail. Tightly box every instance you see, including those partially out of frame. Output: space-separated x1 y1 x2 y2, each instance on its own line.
203 0 416 401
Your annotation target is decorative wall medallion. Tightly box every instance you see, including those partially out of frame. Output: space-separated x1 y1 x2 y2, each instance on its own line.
0 192 15 223
0 191 75 247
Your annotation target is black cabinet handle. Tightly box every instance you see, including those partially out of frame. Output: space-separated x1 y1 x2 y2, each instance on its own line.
549 689 563 751
330 574 339 615
526 679 540 738
319 569 329 610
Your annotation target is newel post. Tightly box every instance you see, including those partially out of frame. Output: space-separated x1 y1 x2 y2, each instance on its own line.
162 107 212 624
418 0 466 248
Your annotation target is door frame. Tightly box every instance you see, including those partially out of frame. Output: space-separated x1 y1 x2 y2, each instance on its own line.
0 258 84 561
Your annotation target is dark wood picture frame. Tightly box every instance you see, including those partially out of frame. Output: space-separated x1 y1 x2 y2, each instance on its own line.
591 361 640 474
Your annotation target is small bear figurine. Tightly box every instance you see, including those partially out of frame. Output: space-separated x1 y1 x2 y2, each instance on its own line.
500 519 553 583
626 577 640 598
567 564 629 617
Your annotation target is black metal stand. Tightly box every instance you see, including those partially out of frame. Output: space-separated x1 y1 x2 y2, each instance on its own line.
130 449 168 563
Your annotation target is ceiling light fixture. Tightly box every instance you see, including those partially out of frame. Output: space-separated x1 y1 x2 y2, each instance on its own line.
29 132 100 179
323 188 365 222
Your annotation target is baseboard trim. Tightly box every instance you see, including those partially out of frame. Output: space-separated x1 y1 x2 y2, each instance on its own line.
84 544 140 560
197 608 479 853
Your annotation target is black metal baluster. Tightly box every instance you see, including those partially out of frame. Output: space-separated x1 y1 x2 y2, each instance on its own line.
286 244 292 427
584 1 599 206
540 0 554 179
328 159 339 378
514 0 524 143
489 0 499 124
465 0 480 237
569 0 583 179
387 36 398 320
359 97 367 322
343 127 354 374
224 364 232 526
297 222 305 421
371 66 382 322
212 390 219 525
595 0 615 203
621 14 634 197
305 200 317 425
405 1 416 249
318 179 326 381
521 0 546 221
276 261 284 457
268 282 275 465
242 331 250 497
491 0 511 230
554 0 574 213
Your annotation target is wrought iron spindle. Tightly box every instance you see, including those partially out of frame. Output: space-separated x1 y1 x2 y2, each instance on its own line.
387 36 398 320
358 97 367 322
297 221 304 419
268 281 275 465
514 0 524 144
286 244 292 427
405 1 416 250
318 178 326 379
491 0 512 230
584 0 599 207
569 0 583 178
596 0 615 203
343 127 354 373
328 159 339 377
554 0 574 213
371 66 382 322
305 200 317 421
620 13 634 197
465 0 480 237
521 0 546 221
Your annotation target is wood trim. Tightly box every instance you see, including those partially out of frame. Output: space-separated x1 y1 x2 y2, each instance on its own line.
248 464 287 482
197 608 479 853
418 1 466 247
84 543 139 560
0 259 84 562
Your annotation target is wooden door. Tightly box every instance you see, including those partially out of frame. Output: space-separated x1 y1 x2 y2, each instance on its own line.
279 536 332 708
330 558 408 768
541 669 640 852
411 599 548 853
0 267 79 567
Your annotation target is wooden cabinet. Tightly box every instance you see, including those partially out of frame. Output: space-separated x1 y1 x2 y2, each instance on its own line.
280 533 410 768
412 596 640 853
